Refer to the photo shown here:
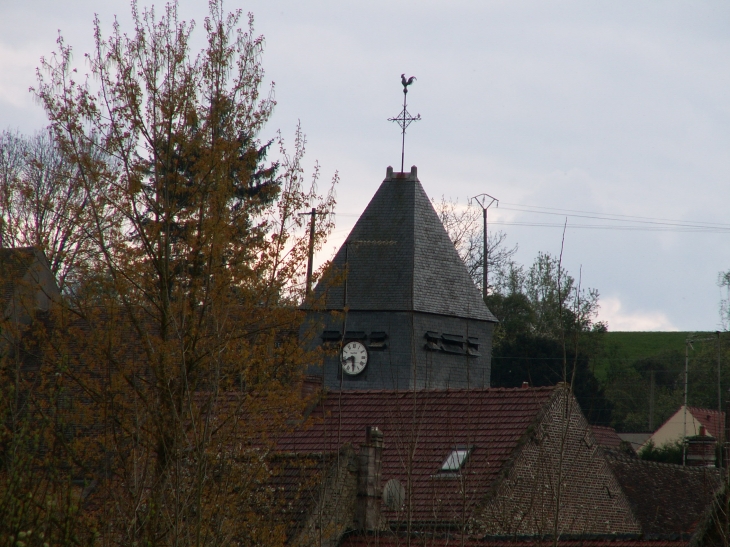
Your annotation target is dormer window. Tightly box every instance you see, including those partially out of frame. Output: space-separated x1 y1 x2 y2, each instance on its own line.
440 447 472 472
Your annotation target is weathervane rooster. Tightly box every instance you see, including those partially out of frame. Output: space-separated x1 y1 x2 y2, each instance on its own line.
401 74 417 91
389 74 421 171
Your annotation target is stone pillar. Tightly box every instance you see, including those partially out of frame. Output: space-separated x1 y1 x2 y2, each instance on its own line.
356 426 384 531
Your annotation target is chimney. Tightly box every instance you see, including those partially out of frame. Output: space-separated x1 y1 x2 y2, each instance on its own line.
522 381 529 389
356 426 384 531
686 428 717 467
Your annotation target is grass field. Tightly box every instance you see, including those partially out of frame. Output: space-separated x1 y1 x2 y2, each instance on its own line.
603 331 716 359
593 331 717 382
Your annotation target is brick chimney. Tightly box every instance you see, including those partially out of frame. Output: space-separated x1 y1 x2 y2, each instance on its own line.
686 425 717 467
355 426 384 531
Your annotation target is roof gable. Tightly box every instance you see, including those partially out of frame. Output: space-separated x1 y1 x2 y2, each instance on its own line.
313 166 496 322
687 407 724 439
643 406 725 450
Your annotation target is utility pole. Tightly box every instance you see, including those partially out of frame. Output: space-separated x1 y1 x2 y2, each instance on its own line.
649 370 655 431
683 339 691 466
717 331 723 467
471 194 498 298
298 208 318 297
681 335 716 465
718 331 723 413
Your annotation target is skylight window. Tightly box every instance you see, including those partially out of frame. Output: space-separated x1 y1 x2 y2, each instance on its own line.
440 447 472 472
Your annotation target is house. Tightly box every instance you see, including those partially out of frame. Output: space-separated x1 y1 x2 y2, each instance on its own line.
641 406 725 453
0 247 59 331
280 385 634 543
278 384 723 546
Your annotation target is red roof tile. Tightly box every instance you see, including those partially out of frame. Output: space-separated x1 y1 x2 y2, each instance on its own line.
341 537 686 547
278 387 556 524
591 425 623 449
687 407 725 439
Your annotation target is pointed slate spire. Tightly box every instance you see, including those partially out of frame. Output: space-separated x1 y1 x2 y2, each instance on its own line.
313 166 496 323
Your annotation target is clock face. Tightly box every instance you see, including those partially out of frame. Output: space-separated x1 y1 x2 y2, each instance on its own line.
341 341 368 375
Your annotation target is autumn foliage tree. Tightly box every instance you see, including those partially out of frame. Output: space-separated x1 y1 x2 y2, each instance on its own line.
0 1 338 544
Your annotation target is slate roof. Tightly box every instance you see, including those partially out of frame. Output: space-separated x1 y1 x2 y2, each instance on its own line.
687 407 725 439
606 454 722 537
278 386 556 523
311 166 496 322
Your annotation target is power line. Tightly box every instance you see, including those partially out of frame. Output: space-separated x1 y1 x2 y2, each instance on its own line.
489 220 730 233
498 204 730 231
334 201 730 234
499 202 730 228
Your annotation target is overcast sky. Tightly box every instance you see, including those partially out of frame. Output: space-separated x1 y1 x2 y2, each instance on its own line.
2 0 730 331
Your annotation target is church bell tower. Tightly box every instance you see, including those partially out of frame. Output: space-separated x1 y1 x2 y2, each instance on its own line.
303 165 497 390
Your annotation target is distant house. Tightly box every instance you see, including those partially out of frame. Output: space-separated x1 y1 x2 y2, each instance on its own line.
641 406 725 452
0 247 60 355
0 247 59 323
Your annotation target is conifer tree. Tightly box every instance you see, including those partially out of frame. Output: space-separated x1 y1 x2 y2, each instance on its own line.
23 1 337 543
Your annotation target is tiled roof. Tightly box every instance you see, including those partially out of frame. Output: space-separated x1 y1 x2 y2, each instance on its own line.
267 449 352 540
591 425 623 449
606 455 722 536
341 536 687 547
309 167 496 322
687 407 725 439
278 387 556 524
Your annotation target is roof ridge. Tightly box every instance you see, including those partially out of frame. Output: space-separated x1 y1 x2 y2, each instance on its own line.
323 386 557 395
606 453 720 472
687 406 724 414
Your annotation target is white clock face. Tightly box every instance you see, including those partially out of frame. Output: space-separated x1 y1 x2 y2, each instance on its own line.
341 341 368 375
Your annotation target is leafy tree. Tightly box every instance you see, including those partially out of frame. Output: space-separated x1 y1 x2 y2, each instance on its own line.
720 270 730 331
17 1 338 544
0 129 98 292
436 197 611 424
639 440 683 465
434 195 517 295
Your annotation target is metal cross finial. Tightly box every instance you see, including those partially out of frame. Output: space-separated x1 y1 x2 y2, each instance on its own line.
388 74 421 172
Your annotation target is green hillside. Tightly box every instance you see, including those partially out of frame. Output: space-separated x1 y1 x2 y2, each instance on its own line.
593 331 715 382
604 331 714 359
594 331 721 432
